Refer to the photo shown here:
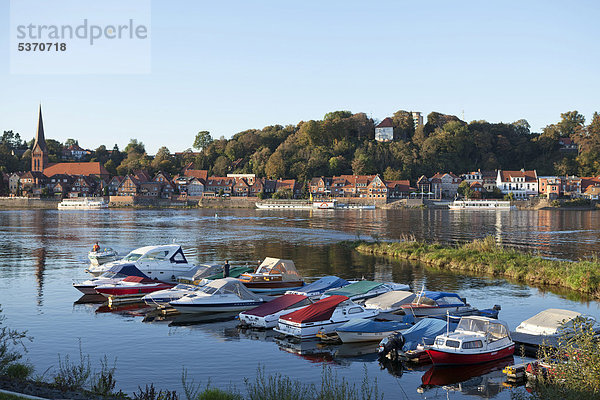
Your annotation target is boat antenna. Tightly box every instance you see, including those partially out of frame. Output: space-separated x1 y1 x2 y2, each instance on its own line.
446 310 450 336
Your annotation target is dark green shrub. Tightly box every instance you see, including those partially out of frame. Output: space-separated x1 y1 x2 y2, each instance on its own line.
4 362 33 380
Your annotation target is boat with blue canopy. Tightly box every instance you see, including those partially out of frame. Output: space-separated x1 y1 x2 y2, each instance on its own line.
73 263 149 295
336 318 413 343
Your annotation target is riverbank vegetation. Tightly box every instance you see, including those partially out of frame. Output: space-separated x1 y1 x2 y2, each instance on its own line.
349 236 600 298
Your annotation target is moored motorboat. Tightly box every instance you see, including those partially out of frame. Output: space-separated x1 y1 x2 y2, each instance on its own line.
239 294 313 328
336 318 412 343
95 276 175 299
86 244 202 280
511 308 600 355
274 295 379 339
322 281 409 302
285 276 350 299
142 282 207 306
400 291 475 317
73 263 149 295
238 258 304 294
425 316 514 366
88 247 118 266
170 278 267 314
364 290 416 313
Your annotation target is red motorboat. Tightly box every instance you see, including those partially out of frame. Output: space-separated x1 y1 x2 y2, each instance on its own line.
95 276 174 298
425 316 514 366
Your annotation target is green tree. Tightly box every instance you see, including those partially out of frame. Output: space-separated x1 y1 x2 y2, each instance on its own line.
265 152 286 178
323 110 352 121
92 145 109 164
64 138 79 147
211 156 230 176
392 110 415 140
457 180 473 199
193 131 213 150
151 146 172 171
124 139 145 155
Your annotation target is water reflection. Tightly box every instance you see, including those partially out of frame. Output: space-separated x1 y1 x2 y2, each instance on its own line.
419 357 513 398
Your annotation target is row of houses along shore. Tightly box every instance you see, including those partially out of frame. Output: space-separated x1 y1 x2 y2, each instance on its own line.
7 164 600 203
4 107 600 202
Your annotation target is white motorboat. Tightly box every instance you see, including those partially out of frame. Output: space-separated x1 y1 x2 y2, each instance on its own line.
336 318 412 343
274 295 379 339
515 308 599 336
238 257 305 294
425 316 514 365
86 244 201 281
58 197 108 210
142 282 208 306
400 290 476 317
364 290 416 313
73 263 149 295
239 294 313 329
170 278 267 314
322 280 410 302
95 276 174 299
88 247 118 266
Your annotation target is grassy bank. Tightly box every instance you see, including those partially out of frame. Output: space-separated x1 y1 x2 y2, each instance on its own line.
349 236 600 298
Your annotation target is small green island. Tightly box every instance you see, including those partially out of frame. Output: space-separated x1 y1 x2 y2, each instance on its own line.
348 237 600 299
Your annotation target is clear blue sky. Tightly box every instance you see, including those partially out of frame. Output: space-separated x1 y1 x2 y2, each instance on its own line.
1 0 599 154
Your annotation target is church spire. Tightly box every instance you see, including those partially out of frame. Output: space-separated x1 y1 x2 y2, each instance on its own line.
34 105 47 152
32 105 48 172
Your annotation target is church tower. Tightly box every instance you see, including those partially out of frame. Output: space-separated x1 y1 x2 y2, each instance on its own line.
31 105 48 173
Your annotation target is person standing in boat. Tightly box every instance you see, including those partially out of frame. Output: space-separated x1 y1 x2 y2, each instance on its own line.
92 242 100 252
223 260 230 278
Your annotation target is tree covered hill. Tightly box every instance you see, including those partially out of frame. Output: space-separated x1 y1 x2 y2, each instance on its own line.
2 109 599 182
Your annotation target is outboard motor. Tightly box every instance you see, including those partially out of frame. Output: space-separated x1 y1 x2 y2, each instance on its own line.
378 332 405 361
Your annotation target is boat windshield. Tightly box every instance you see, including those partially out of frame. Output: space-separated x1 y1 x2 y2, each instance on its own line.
198 286 219 295
139 250 170 261
457 318 488 333
123 252 143 262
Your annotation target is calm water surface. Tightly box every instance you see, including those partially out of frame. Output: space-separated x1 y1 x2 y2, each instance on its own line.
1 208 599 399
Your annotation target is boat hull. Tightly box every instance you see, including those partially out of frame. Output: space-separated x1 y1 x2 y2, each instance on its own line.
73 284 99 295
239 305 308 329
426 344 515 366
96 284 173 298
337 329 404 343
171 301 265 314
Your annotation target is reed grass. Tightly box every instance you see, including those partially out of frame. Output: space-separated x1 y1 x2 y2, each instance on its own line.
349 236 600 298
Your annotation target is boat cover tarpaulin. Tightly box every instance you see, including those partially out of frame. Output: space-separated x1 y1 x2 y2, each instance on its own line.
421 291 463 301
401 318 458 351
325 281 383 297
191 265 223 281
122 276 155 284
292 276 349 295
280 295 348 323
516 309 582 335
205 278 264 300
336 318 411 333
255 257 300 279
364 291 416 311
107 263 148 278
243 294 308 317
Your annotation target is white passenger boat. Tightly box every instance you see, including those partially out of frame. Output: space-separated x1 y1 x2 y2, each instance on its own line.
274 295 379 339
255 202 312 209
170 278 267 314
86 244 202 281
58 197 108 210
448 200 515 210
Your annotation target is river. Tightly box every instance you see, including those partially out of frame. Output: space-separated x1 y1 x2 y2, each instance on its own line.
0 208 599 399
